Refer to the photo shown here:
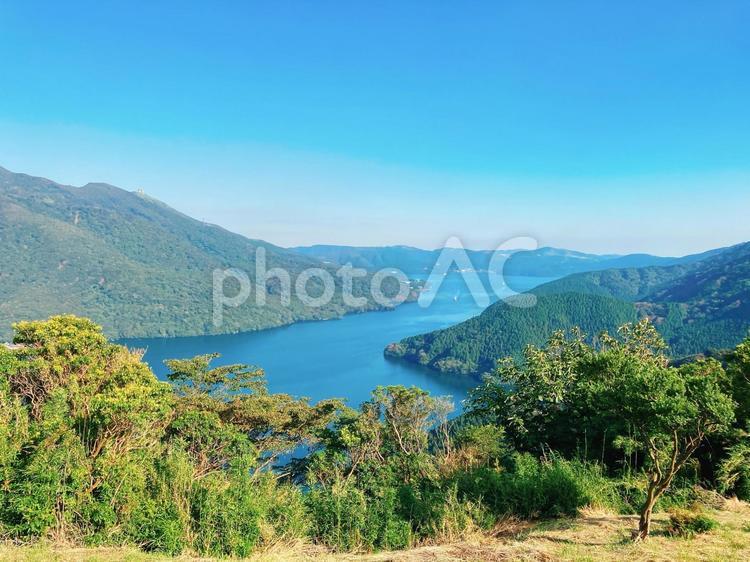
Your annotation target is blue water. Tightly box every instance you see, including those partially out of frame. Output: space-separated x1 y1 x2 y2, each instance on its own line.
123 274 553 414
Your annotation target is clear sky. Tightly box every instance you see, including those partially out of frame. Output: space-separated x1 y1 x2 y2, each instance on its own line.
1 1 748 255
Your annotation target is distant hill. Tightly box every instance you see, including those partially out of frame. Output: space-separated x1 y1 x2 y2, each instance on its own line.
386 242 749 376
292 244 722 277
0 167 402 340
291 245 438 274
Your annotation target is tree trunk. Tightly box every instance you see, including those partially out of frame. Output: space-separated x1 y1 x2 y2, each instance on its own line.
635 481 659 541
636 500 655 540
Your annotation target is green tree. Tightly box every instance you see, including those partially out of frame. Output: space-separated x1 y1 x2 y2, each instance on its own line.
590 350 734 539
0 316 173 539
467 327 592 451
468 319 736 540
727 336 750 429
164 353 342 474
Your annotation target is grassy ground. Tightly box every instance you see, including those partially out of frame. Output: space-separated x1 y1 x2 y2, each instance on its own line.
2 500 748 561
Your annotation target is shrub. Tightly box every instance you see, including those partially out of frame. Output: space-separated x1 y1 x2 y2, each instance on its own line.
126 498 186 555
454 454 619 520
257 479 310 545
191 461 264 558
306 483 411 551
667 507 718 538
122 449 192 555
611 472 698 515
452 424 510 468
717 438 750 501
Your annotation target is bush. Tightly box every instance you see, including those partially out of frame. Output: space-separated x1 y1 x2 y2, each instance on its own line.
258 479 310 544
667 507 718 538
453 454 619 520
126 498 186 555
122 450 191 555
611 472 698 515
306 483 411 551
717 439 750 501
191 474 262 557
452 424 510 468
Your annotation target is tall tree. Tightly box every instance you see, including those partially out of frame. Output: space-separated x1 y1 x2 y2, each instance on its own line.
468 319 735 540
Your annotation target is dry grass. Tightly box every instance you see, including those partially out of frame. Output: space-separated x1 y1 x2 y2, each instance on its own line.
2 501 748 562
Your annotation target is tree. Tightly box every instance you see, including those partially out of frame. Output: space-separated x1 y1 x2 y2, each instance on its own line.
584 326 735 540
467 327 591 451
727 336 750 429
0 316 174 539
468 319 736 540
164 353 342 474
165 353 266 404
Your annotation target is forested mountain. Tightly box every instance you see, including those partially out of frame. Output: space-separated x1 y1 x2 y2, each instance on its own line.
530 263 699 301
0 167 398 340
386 293 637 375
291 244 439 273
292 243 722 277
386 242 750 375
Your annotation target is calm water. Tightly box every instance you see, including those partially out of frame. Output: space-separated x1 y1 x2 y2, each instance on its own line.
122 274 553 414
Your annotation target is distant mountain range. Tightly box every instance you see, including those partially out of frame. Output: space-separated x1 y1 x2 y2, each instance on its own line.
385 242 750 376
3 164 745 351
292 244 723 277
0 167 400 340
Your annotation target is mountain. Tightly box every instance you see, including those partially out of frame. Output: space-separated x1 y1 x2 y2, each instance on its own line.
385 293 637 375
385 243 749 376
291 245 438 274
292 244 723 277
0 166 406 340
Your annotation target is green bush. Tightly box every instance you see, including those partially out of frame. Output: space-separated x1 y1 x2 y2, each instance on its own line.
191 472 262 558
126 498 186 555
667 507 718 538
717 438 750 501
454 454 616 519
306 483 411 551
612 473 698 515
121 450 191 554
1 316 747 554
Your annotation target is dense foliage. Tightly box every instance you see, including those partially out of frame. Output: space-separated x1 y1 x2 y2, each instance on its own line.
388 242 750 375
387 293 638 374
1 315 749 554
468 319 736 539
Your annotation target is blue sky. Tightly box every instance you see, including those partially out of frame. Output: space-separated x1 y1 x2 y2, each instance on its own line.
1 1 748 254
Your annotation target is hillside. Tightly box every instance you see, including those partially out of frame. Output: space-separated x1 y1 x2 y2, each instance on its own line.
386 243 749 376
0 166 402 340
293 243 722 277
386 293 638 374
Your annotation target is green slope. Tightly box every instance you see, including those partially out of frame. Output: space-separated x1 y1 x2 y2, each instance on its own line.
530 263 697 301
0 166 402 339
386 243 750 376
386 293 637 375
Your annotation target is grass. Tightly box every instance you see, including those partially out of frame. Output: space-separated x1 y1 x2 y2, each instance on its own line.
2 501 748 561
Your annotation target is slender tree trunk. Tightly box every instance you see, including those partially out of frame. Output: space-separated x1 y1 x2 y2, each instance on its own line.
635 434 703 541
636 500 655 540
635 480 659 541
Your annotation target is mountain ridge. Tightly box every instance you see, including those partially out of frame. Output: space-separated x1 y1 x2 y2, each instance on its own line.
0 166 400 340
292 243 726 277
385 242 750 376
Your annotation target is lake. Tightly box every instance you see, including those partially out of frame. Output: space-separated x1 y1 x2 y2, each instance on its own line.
122 273 553 414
